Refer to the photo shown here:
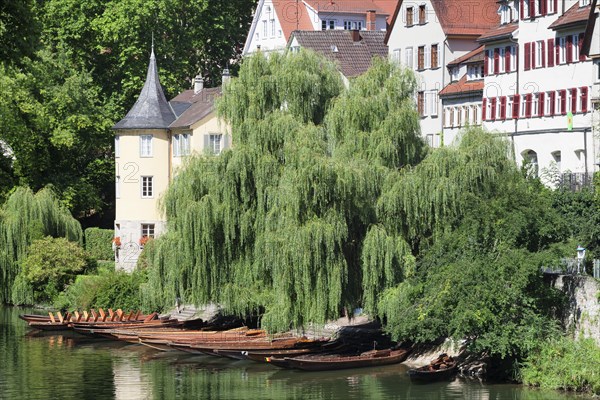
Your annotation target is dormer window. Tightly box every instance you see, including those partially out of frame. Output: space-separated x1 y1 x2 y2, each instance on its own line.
322 20 335 30
451 67 460 82
580 0 590 6
467 65 484 80
500 5 511 24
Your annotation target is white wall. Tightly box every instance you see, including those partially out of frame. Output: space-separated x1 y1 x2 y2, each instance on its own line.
243 0 288 55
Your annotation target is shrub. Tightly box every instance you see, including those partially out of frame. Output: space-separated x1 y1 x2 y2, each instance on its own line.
522 337 600 395
11 236 92 305
84 228 114 261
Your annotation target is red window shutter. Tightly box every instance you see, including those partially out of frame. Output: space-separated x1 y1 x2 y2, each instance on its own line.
484 50 489 76
494 48 500 74
547 38 554 67
571 88 578 113
549 91 555 115
513 94 520 118
526 94 532 117
525 42 531 70
579 33 585 61
581 86 588 113
520 0 525 19
505 46 511 72
528 0 535 18
482 98 487 121
561 89 567 115
491 97 497 120
541 0 547 15
540 41 546 67
501 96 507 120
566 35 573 63
554 0 558 13
539 92 545 116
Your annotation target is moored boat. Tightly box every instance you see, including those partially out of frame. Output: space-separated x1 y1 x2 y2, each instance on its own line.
407 354 458 382
267 348 410 371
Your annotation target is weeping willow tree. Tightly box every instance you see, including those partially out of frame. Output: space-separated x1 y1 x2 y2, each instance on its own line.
0 187 82 303
143 50 426 331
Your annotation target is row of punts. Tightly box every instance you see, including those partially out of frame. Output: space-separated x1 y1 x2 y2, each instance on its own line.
19 309 456 378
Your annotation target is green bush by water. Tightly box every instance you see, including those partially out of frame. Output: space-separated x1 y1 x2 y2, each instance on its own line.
522 337 600 395
84 228 114 261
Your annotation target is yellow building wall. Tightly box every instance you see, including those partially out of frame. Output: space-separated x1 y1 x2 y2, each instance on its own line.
115 129 169 224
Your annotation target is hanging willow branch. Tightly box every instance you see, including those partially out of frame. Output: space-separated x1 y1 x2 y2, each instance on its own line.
0 187 82 303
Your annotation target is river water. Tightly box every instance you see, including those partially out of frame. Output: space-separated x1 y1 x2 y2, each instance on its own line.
0 306 585 400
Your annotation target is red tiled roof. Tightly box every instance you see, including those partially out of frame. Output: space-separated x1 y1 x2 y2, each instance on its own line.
274 1 314 41
447 46 484 66
430 0 500 36
477 22 518 43
439 75 484 97
290 30 388 77
302 0 390 15
373 0 401 19
549 1 593 30
169 87 221 129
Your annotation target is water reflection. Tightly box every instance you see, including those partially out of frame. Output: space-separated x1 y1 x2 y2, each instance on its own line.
0 306 584 400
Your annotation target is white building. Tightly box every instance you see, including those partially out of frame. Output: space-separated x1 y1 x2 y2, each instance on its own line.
243 0 398 56
480 0 598 185
385 0 500 146
440 46 485 145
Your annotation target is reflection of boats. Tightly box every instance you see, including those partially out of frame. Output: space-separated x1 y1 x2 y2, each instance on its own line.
407 354 458 382
268 348 410 371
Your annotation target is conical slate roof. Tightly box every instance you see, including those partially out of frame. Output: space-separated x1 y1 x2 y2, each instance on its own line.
113 49 176 130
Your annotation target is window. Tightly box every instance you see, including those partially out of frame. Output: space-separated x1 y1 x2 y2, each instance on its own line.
141 224 155 239
572 34 579 62
263 20 267 38
465 106 470 124
141 176 153 198
507 96 514 117
580 0 590 6
487 49 494 74
173 133 190 157
405 47 414 69
417 91 425 116
418 46 425 70
548 0 555 13
510 45 517 71
533 93 540 116
552 151 561 172
322 20 335 30
208 134 222 155
344 20 363 30
500 5 511 24
522 150 539 177
559 37 566 64
140 135 153 157
406 6 414 26
451 67 460 81
431 44 438 68
486 99 492 120
116 175 120 199
521 95 527 117
545 92 552 115
456 107 462 126
115 135 120 158
419 5 426 24
392 48 401 64
536 40 543 67
428 91 438 116
271 19 276 37
499 48 506 73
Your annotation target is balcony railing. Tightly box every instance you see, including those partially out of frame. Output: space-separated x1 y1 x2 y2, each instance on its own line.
558 173 594 191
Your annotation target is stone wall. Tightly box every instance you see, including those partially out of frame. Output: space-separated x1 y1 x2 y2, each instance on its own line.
549 275 600 346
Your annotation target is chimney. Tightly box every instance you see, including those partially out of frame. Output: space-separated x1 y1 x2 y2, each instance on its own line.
222 68 231 85
351 30 361 42
194 75 204 94
366 10 376 31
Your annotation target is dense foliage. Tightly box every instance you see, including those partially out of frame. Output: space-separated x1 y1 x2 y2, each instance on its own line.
0 0 256 218
55 266 147 312
0 187 82 304
84 228 114 261
11 236 91 305
522 337 600 395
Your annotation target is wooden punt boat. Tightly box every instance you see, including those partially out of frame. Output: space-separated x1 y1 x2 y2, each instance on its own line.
407 354 457 382
267 348 410 371
20 309 157 331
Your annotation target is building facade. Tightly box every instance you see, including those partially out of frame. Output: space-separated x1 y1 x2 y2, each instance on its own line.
113 50 230 271
243 0 398 56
